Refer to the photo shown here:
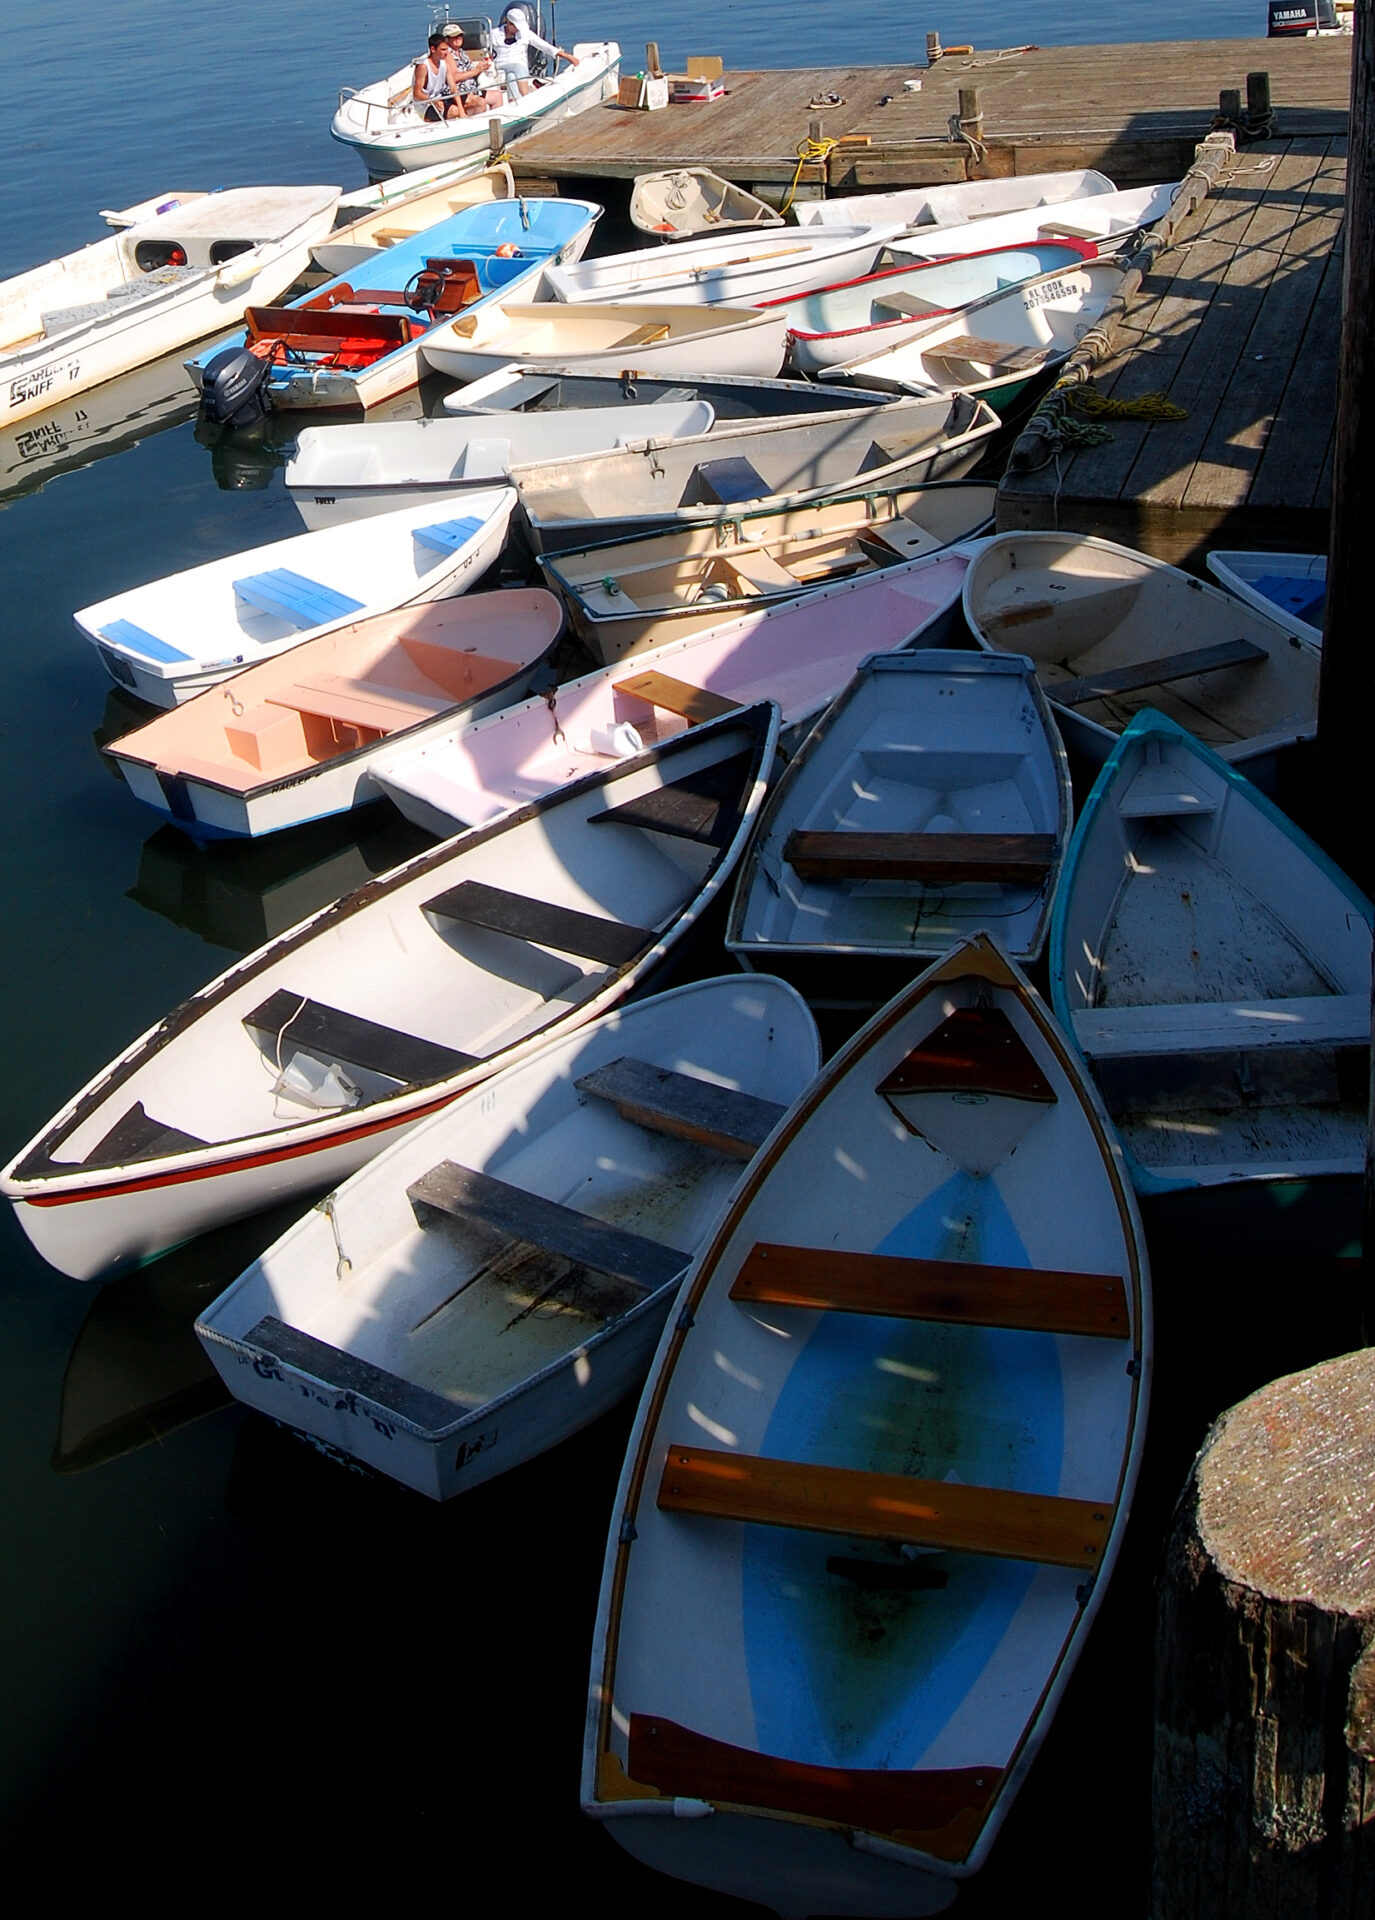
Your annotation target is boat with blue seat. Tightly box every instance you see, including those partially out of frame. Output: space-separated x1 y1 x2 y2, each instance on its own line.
186 196 600 413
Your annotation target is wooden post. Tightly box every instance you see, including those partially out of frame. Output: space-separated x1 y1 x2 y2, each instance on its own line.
926 30 942 63
1219 87 1243 123
808 114 824 145
957 86 983 141
1322 0 1375 898
488 116 503 159
1246 69 1272 125
645 40 661 77
1152 1351 1375 1916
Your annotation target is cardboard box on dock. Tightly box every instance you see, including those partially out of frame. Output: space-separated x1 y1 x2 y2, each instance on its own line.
617 73 670 109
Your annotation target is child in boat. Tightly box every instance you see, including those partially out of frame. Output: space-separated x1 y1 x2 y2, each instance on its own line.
444 24 504 114
490 8 577 97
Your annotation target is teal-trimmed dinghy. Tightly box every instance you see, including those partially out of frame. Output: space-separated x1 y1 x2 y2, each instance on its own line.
584 932 1149 1916
1050 710 1372 1195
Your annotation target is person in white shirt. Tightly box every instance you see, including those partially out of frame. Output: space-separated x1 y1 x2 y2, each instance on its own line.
490 7 577 96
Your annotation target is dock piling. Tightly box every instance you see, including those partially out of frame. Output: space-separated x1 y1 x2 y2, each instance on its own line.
1246 68 1273 128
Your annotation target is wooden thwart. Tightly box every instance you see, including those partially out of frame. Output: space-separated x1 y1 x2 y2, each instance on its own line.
613 669 742 724
246 1315 460 1432
730 1242 1131 1337
243 989 477 1085
783 830 1056 884
657 1446 1111 1567
927 335 1049 373
588 751 750 847
1055 637 1266 707
407 1159 690 1293
423 878 654 968
84 1100 207 1168
576 1055 785 1159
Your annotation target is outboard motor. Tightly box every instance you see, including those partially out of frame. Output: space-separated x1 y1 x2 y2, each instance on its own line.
1268 0 1338 34
198 345 273 428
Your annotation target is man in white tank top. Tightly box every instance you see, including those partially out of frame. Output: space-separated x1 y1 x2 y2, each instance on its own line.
412 31 463 120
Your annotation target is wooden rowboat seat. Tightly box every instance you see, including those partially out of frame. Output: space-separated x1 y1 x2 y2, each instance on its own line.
612 670 742 725
82 1099 207 1168
783 830 1056 885
1073 992 1370 1060
1053 637 1266 707
576 1056 785 1160
407 1160 690 1293
729 1242 1130 1336
588 752 751 848
657 1445 1112 1568
245 1314 463 1433
243 988 478 1086
422 878 655 968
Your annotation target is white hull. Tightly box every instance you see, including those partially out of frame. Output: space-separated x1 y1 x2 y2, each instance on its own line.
1205 549 1325 648
793 169 1117 230
195 977 821 1498
330 43 621 178
1 187 340 427
421 302 790 384
542 224 905 309
887 183 1181 263
75 489 517 706
630 169 783 240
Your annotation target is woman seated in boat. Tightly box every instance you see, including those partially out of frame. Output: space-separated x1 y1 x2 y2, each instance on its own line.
444 24 504 114
413 30 465 119
490 7 577 97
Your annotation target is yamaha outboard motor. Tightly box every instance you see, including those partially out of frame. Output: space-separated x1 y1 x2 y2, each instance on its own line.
1268 0 1338 33
198 345 273 428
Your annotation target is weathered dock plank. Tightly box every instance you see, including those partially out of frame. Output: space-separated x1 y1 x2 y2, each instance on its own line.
997 134 1342 565
511 40 1350 194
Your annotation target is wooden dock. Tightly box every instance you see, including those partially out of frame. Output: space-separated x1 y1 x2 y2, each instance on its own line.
997 132 1344 563
512 39 1350 194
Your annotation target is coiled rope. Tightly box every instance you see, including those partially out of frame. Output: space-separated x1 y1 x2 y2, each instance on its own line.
780 135 838 214
1069 386 1189 422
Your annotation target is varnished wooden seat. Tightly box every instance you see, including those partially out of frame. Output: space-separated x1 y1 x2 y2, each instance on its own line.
612 669 741 725
656 1446 1111 1568
729 1243 1130 1336
783 830 1056 885
576 1056 785 1160
407 1160 690 1293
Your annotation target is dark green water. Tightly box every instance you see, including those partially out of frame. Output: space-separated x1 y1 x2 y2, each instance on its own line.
1 0 1356 1907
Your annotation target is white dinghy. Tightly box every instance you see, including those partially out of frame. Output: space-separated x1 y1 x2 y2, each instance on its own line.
104 588 564 840
441 362 892 423
2 703 778 1282
331 41 622 179
963 532 1322 770
375 548 977 836
583 932 1148 1915
420 300 790 384
284 400 716 530
0 186 340 429
541 224 905 309
512 391 999 555
1204 550 1325 648
793 169 1117 230
631 169 784 240
311 158 515 275
889 183 1180 261
728 650 1071 1008
1051 710 1372 1194
195 975 820 1499
540 482 996 661
74 488 517 707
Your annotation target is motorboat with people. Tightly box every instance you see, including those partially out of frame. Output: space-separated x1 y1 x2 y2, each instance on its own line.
331 7 621 178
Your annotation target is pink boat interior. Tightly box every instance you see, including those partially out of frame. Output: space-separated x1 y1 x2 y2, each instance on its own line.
107 590 563 791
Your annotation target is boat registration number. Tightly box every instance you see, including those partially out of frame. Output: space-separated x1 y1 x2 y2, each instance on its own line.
1024 278 1079 309
10 356 81 408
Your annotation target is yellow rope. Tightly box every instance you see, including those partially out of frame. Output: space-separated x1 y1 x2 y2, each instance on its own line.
1069 386 1188 422
780 136 838 215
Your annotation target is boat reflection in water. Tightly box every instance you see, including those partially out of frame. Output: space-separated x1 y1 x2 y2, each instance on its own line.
127 804 438 952
55 1195 307 1473
0 346 198 507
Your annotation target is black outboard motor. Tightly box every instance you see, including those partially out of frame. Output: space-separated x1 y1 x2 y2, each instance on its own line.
1268 0 1338 34
198 345 273 428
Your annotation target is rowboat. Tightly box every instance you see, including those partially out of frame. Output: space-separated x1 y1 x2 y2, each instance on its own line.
0 346 196 506
284 400 716 530
583 932 1149 1913
195 975 821 1499
0 186 340 430
963 532 1322 769
763 239 1097 375
374 549 977 836
630 169 784 240
1205 550 1325 647
331 40 622 179
541 224 906 309
2 702 778 1281
441 362 893 420
540 482 997 661
728 651 1071 1007
511 392 999 556
822 259 1128 413
1050 710 1372 1192
74 487 518 707
103 588 564 839
311 160 516 275
793 168 1117 230
186 197 600 414
419 301 790 385
889 183 1180 260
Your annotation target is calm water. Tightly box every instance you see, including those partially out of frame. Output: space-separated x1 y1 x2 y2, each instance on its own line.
0 0 1348 1905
